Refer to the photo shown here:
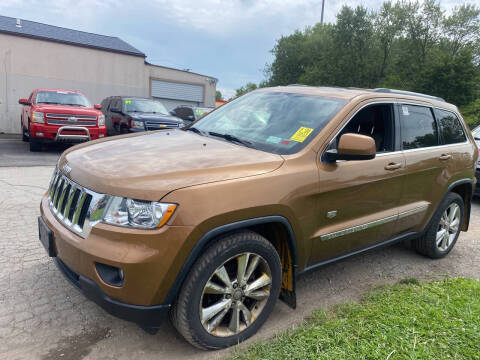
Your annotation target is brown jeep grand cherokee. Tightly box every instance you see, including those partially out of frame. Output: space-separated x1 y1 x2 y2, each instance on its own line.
39 86 478 349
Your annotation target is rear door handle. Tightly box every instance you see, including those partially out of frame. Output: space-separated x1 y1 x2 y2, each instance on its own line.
439 154 452 161
385 162 402 171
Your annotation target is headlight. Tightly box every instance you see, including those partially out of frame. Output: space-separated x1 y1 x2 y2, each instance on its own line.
98 114 105 126
32 111 45 123
178 121 185 128
131 120 144 129
103 197 177 229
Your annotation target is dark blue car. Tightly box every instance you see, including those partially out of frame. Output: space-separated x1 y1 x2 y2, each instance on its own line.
100 96 184 135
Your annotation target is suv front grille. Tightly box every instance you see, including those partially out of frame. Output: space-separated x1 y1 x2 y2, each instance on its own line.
145 122 179 130
46 113 97 127
48 169 108 238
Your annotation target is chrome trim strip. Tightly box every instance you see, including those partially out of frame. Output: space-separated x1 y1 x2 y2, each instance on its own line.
320 214 397 241
397 204 429 219
320 205 429 241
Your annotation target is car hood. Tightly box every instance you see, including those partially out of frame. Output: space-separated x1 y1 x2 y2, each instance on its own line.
61 130 284 201
129 113 182 123
34 104 100 116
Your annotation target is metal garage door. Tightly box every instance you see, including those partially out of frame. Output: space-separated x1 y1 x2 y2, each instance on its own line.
151 80 204 102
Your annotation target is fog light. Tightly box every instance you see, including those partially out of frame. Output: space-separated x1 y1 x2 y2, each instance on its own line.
36 132 44 137
95 262 124 287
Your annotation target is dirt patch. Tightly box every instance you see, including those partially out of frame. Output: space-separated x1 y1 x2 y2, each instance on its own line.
41 328 111 360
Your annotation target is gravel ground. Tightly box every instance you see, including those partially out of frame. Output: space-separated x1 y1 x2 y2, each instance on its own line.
0 166 478 360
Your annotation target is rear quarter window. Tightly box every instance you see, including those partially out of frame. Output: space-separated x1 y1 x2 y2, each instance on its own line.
434 109 466 144
399 104 438 150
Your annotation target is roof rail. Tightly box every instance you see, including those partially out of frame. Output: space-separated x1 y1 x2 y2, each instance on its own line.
373 88 445 102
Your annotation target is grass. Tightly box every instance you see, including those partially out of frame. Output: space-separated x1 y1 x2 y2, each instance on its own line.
230 278 480 360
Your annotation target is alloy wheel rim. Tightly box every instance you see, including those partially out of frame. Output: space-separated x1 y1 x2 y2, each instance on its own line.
436 203 460 251
199 252 272 337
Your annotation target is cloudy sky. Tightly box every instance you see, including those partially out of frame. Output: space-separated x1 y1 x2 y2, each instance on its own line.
0 0 470 98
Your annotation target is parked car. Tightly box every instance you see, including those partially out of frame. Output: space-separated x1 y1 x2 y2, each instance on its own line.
170 105 213 125
473 127 480 196
100 96 183 135
38 86 478 350
19 89 106 152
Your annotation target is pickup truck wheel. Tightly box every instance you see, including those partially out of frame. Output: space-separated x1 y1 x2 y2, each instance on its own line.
22 126 28 142
29 139 42 152
171 230 281 350
413 192 463 259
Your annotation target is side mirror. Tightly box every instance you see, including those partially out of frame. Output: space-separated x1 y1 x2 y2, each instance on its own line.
187 115 195 121
94 104 102 110
110 107 122 114
169 110 176 116
18 98 31 105
325 133 376 162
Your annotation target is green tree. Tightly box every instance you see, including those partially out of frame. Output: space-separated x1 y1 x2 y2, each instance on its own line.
235 82 258 97
262 0 480 107
216 90 223 101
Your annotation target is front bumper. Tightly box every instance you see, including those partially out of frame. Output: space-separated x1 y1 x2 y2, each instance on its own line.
53 256 169 328
30 123 106 142
39 194 195 326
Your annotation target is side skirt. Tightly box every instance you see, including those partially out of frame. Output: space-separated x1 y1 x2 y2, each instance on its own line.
298 231 419 276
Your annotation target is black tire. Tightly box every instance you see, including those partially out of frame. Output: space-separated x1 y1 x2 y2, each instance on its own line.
29 139 42 152
171 230 281 350
413 192 464 259
22 125 28 142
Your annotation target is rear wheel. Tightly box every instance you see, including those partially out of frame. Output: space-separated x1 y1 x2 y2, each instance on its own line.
413 192 463 259
171 230 281 349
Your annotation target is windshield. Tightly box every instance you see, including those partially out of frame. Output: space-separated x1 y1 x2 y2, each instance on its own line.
194 107 212 119
35 91 91 107
191 91 347 154
124 99 168 115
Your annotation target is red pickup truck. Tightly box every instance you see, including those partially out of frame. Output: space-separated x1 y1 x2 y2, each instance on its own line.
19 89 106 152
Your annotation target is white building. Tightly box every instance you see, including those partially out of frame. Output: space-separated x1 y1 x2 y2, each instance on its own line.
0 15 217 134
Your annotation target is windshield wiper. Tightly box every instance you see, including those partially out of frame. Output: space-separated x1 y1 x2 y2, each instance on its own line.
62 103 86 107
37 101 60 105
185 127 204 135
208 131 252 147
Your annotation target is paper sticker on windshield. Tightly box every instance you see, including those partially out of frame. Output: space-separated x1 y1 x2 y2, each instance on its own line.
125 100 132 104
290 127 313 143
402 105 409 116
266 136 281 144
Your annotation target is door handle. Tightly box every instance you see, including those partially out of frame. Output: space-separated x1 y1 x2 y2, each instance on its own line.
385 162 402 171
439 154 452 161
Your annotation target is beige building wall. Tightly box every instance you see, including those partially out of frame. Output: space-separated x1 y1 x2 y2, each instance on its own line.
0 33 216 134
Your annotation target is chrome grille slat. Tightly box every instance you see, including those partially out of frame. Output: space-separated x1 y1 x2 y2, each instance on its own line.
48 169 109 238
47 120 96 127
63 186 77 222
46 113 97 120
145 122 179 130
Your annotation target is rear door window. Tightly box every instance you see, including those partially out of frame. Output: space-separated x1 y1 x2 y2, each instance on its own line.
434 109 466 144
399 104 438 150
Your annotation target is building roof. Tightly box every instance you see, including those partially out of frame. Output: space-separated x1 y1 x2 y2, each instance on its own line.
0 15 145 57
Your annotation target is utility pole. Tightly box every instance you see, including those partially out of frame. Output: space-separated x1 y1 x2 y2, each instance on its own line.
321 0 325 24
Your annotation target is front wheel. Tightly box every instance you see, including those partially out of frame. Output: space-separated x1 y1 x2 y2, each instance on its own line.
171 230 281 349
413 192 464 259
